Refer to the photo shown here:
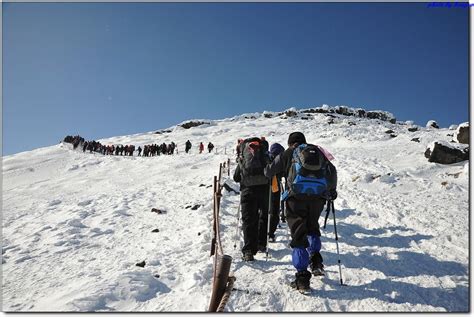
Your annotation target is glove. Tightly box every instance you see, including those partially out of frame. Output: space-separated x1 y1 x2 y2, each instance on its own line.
325 189 337 201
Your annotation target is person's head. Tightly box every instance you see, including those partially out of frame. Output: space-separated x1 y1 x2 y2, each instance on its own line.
261 136 266 141
269 143 284 159
287 132 306 147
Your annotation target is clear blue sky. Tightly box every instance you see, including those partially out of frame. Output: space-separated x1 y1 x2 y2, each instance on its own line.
3 3 469 155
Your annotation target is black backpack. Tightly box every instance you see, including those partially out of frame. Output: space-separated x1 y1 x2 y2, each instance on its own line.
238 137 269 187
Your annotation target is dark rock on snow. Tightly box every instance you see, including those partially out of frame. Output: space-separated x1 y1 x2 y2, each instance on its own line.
411 138 420 143
136 261 146 268
456 123 469 144
424 141 469 164
151 229 160 233
179 121 210 129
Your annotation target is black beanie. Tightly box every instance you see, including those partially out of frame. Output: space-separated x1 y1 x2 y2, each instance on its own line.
287 132 306 146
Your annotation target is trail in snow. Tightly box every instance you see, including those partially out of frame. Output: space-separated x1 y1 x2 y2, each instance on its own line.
2 109 469 312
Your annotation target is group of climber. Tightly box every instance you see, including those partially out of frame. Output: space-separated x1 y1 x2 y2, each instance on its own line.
140 143 176 156
233 132 337 293
63 135 217 157
185 140 215 154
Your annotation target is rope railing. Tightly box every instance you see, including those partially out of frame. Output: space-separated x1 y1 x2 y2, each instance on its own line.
208 158 234 312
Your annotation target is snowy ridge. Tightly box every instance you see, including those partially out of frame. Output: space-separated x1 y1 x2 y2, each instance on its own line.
2 107 469 312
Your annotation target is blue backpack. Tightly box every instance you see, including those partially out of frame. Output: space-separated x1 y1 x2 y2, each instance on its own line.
282 144 328 200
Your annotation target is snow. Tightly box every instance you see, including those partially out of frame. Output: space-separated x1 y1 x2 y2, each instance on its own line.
426 120 439 128
2 108 469 312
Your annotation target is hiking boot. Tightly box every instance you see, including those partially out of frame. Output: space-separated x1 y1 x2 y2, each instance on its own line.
290 270 311 293
242 251 254 262
310 252 325 276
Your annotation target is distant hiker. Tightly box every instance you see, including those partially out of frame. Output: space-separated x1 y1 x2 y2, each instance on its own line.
137 146 142 156
260 137 269 154
82 141 88 153
199 142 204 154
233 137 270 261
185 140 192 154
235 139 243 162
264 132 337 293
267 143 285 242
208 142 215 153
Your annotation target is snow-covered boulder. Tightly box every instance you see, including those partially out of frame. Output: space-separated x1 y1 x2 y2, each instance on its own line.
455 122 469 144
424 141 469 164
366 110 396 124
179 120 211 129
426 120 439 129
449 124 459 130
284 107 298 117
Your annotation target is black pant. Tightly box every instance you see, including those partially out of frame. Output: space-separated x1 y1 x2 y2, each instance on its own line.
286 198 326 249
240 185 269 254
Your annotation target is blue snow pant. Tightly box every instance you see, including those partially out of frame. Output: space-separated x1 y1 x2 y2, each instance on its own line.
286 197 326 272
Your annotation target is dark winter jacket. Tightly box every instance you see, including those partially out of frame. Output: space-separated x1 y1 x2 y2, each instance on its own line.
264 145 337 198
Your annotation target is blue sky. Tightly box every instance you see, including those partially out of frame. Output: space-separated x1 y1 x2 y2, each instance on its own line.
3 3 469 155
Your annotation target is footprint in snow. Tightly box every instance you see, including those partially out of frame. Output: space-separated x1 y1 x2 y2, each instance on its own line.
48 200 62 207
78 200 93 207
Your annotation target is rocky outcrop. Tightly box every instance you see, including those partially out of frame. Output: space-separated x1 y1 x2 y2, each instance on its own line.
426 120 439 129
424 141 469 164
455 122 469 144
179 121 210 129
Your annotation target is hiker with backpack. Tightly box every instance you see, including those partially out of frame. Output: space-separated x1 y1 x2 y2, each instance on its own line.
208 142 215 153
233 137 271 261
267 143 285 242
185 140 192 153
264 132 337 293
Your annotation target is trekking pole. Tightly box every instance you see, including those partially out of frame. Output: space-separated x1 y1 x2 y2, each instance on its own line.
233 203 241 250
323 200 331 229
331 200 344 286
265 183 272 261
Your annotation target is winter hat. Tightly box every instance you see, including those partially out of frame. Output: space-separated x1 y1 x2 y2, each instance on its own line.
270 143 285 158
287 132 306 146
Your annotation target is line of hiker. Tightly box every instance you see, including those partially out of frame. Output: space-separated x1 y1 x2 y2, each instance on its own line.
63 135 216 157
233 132 338 293
185 140 215 154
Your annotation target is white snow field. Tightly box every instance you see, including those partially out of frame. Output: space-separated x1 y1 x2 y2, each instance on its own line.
2 108 469 312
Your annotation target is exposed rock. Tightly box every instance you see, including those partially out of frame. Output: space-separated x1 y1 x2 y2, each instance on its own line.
389 134 397 138
385 130 395 134
411 138 420 143
285 110 298 117
327 118 335 125
347 121 356 126
424 141 469 164
366 111 396 123
191 204 201 210
179 121 210 129
155 129 172 134
357 109 366 117
426 120 439 129
335 106 350 116
263 113 273 118
136 261 146 268
151 229 160 233
151 208 167 214
408 126 419 132
455 122 469 144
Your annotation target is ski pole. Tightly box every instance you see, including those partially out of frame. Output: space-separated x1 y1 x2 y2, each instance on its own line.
233 202 241 250
331 200 344 285
266 183 272 261
323 200 331 229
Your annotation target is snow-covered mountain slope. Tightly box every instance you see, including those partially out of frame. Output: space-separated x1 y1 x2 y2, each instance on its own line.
2 109 469 312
